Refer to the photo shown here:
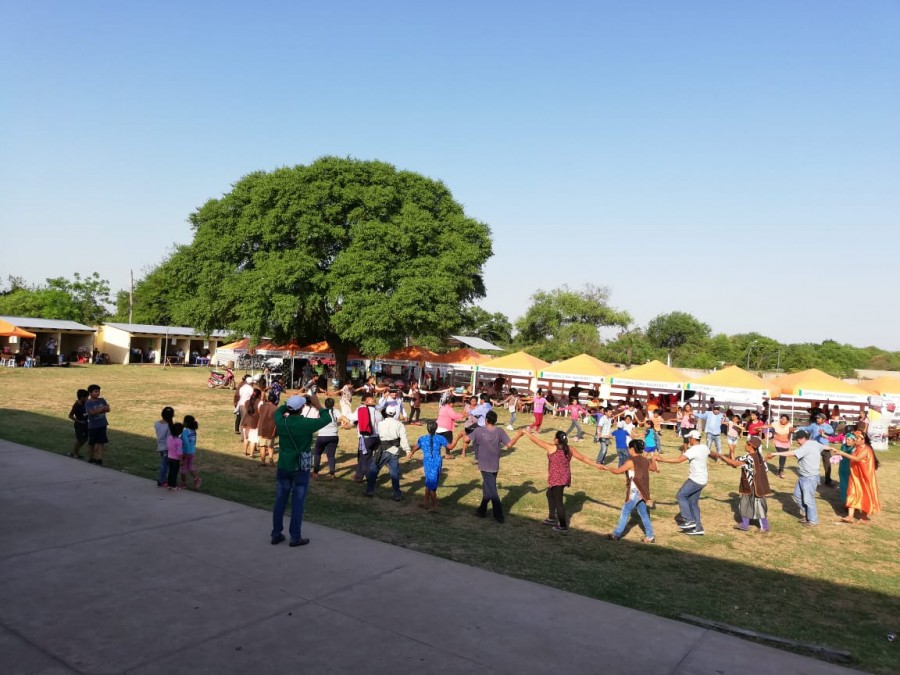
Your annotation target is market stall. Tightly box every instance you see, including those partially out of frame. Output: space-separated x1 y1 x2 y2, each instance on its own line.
769 369 869 426
605 360 687 414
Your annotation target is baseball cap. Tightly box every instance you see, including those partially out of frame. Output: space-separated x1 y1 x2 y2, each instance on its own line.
793 430 810 441
713 404 721 410
747 437 762 449
286 395 306 410
384 406 397 416
686 430 702 440
617 421 625 429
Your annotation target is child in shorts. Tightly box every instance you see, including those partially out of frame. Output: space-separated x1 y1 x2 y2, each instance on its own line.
726 415 744 459
68 389 89 459
179 416 201 490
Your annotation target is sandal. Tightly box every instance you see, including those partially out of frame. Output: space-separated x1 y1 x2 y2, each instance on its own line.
840 516 854 523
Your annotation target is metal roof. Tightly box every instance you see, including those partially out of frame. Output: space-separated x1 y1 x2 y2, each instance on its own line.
0 315 95 332
448 335 504 351
103 323 228 338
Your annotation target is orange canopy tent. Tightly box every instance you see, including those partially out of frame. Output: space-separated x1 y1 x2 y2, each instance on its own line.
296 341 364 359
684 365 780 404
378 345 440 365
0 319 37 339
539 353 618 385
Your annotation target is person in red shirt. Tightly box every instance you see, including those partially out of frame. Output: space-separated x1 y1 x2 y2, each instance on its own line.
746 410 767 439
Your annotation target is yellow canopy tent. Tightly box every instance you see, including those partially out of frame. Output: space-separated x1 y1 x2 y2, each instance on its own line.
608 360 686 389
772 369 870 403
857 376 900 410
425 348 493 372
539 353 618 385
769 368 870 426
857 376 900 397
475 350 549 391
476 350 549 377
684 365 780 406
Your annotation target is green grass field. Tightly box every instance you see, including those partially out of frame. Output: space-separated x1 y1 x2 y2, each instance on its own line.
1 365 897 672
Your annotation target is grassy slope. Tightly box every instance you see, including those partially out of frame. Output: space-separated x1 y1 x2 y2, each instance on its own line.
1 365 897 673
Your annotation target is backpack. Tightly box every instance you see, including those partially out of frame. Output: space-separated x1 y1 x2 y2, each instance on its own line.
357 406 374 436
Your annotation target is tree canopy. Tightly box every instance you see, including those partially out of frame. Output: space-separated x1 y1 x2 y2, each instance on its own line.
515 285 631 361
457 306 512 346
0 273 111 325
152 157 493 372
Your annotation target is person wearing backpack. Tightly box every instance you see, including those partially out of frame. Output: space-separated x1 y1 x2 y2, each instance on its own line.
351 394 383 483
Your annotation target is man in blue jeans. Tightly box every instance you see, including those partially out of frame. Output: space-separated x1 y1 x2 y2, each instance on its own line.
365 406 410 501
271 394 330 547
597 439 657 543
657 429 710 536
766 429 822 526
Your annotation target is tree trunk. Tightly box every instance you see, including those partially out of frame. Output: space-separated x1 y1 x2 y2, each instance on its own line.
326 334 351 386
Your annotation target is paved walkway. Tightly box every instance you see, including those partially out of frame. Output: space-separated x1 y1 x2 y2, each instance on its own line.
1 440 860 675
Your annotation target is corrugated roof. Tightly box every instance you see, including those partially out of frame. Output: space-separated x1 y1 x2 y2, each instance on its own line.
104 322 228 338
448 335 505 351
0 315 95 332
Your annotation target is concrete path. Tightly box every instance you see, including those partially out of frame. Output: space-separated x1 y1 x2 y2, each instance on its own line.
0 439 860 675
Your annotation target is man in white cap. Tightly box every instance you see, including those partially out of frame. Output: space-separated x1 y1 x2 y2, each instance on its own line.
365 405 410 501
657 429 710 536
270 392 330 547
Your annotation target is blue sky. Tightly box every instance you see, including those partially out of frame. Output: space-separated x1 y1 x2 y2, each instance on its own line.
2 1 898 348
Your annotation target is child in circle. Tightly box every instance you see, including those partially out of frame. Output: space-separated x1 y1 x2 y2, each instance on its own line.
408 421 448 510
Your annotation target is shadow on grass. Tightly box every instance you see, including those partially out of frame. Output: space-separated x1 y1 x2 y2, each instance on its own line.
0 408 898 674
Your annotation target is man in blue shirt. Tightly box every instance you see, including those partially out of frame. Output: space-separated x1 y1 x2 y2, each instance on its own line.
611 421 631 467
695 405 725 455
766 430 824 525
797 413 836 485
471 394 494 428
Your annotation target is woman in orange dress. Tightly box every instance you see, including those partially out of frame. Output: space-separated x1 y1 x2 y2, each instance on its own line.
830 432 880 523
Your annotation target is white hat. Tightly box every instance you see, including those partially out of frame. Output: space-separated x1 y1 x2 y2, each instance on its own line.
687 429 702 440
286 395 306 411
616 420 625 429
384 406 397 416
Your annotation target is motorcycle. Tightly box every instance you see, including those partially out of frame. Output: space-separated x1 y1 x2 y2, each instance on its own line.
208 367 235 389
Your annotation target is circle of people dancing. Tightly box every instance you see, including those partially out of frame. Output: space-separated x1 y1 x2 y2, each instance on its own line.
225 370 881 548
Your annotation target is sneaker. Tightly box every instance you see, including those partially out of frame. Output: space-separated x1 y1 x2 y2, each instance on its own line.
678 521 697 530
606 533 620 541
801 521 819 527
392 495 403 502
271 534 285 545
553 525 569 533
289 538 310 547
506 425 514 430
685 529 705 536
732 524 749 531
542 518 557 526
642 536 655 544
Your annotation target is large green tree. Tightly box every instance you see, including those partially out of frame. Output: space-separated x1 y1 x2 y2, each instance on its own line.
645 311 711 365
514 285 631 360
159 157 493 374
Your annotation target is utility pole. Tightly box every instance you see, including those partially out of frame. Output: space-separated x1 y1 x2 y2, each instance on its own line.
129 269 134 324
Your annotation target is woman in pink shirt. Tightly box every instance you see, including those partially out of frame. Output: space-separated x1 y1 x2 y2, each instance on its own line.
529 389 548 433
435 401 464 458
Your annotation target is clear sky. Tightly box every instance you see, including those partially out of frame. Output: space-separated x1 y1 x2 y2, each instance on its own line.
2 1 898 348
